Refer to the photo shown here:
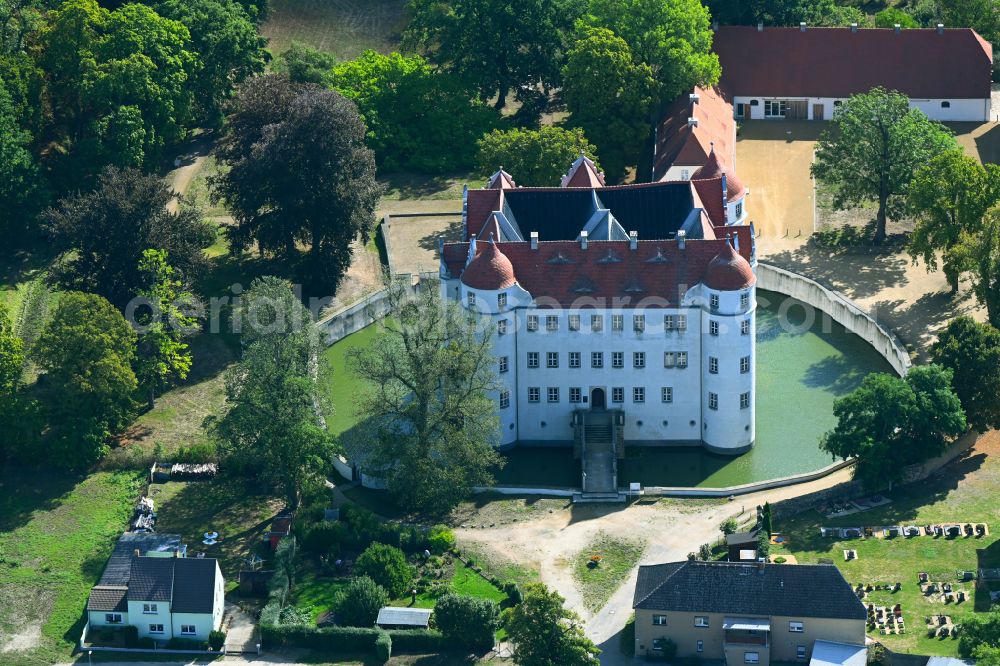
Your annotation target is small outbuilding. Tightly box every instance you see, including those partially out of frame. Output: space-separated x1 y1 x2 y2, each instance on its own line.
267 514 293 551
726 528 760 561
376 607 432 630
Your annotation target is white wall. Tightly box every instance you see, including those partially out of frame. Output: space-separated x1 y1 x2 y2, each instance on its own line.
735 95 989 122
88 610 129 629
128 600 172 640
170 612 218 642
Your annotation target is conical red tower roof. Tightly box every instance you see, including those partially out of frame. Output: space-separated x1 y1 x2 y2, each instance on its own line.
703 241 755 291
461 240 517 290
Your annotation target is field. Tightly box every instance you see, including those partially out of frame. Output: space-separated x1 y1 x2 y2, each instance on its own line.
774 432 1000 655
261 0 407 58
0 470 144 665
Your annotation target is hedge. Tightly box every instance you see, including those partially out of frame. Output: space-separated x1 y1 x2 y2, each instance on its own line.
376 632 392 663
261 623 446 653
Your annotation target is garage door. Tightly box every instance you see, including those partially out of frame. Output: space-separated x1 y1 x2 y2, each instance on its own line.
787 100 808 119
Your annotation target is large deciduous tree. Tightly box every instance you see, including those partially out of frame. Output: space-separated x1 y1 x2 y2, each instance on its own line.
562 27 656 182
967 208 1000 327
154 0 267 128
583 0 720 107
212 75 380 293
335 576 388 627
328 50 499 173
348 279 503 515
821 365 966 489
435 594 501 649
931 316 1000 433
0 81 44 236
504 583 600 666
354 543 413 599
42 166 214 311
813 88 957 244
211 277 333 508
907 150 1000 292
32 291 138 469
476 126 599 188
403 0 584 112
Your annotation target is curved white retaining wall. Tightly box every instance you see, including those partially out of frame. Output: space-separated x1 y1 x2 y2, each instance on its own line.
757 263 911 377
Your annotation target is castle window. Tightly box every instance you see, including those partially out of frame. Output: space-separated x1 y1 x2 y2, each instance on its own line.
528 387 540 403
709 392 719 410
680 169 690 180
633 315 645 332
547 387 559 403
740 292 750 309
591 315 603 332
497 292 507 308
546 315 558 332
664 352 675 368
735 201 743 218
677 352 688 368
709 320 719 336
569 352 581 368
570 387 582 403
633 352 645 369
467 292 476 307
662 387 673 403
527 315 538 332
941 101 951 108
612 314 624 331
499 356 508 373
592 352 604 368
709 357 718 374
665 314 687 331
677 315 687 330
546 352 559 368
569 314 580 331
741 356 750 374
527 352 539 368
741 392 750 409
612 387 624 403
741 319 750 335
498 319 508 335
612 352 624 368
633 387 645 403
499 390 510 409
710 294 720 310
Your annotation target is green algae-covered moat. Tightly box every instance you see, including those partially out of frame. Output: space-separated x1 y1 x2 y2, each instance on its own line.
319 290 894 489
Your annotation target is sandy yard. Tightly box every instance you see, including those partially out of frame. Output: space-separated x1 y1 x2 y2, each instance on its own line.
382 213 463 276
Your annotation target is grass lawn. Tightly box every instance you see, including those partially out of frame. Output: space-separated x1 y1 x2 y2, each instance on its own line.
317 322 383 437
0 470 144 665
460 541 540 590
774 435 1000 656
291 567 351 623
151 478 285 587
572 532 646 613
261 0 406 58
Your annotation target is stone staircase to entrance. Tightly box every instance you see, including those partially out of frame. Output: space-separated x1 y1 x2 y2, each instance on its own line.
575 411 625 503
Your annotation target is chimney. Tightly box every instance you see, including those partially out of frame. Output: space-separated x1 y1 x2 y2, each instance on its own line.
850 22 857 32
580 230 588 250
937 23 944 34
689 92 700 105
530 231 539 250
757 22 763 32
758 558 766 572
799 22 806 32
677 230 686 250
687 117 699 128
894 23 901 34
629 231 638 250
134 549 141 558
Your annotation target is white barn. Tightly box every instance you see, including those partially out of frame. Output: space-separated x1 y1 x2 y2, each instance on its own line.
714 25 993 122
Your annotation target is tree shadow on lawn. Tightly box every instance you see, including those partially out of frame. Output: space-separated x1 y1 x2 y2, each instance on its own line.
870 289 983 362
0 469 83 534
779 450 989 555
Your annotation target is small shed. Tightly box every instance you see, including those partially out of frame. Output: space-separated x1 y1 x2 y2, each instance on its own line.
238 569 274 596
268 514 293 551
726 529 760 562
376 607 432 630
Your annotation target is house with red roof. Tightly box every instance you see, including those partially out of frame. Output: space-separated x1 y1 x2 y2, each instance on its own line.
715 24 993 122
440 157 758 495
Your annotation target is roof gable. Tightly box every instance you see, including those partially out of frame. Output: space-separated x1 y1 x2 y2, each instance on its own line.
128 557 175 603
170 558 219 614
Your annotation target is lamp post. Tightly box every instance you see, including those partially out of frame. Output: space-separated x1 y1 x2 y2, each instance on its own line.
87 650 93 665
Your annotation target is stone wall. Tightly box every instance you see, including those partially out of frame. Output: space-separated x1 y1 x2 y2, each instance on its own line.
757 263 911 377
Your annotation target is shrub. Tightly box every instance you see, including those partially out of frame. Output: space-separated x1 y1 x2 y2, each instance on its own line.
386 628 446 651
167 637 207 650
503 581 522 604
698 543 712 560
719 518 739 535
427 524 455 554
124 625 139 648
302 521 347 555
433 594 500 649
337 576 389 627
209 630 226 650
774 556 787 564
355 543 414 598
375 631 392 663
174 442 216 463
260 624 446 653
137 637 156 649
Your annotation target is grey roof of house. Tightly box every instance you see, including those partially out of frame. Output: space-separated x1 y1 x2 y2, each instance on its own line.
97 533 183 586
376 607 432 627
170 558 219 614
128 557 175 602
87 585 129 612
632 561 867 621
726 529 759 546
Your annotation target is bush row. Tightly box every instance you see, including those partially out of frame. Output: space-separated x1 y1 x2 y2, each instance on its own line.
260 623 446 653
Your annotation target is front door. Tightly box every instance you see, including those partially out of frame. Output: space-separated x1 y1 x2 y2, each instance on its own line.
813 103 824 120
591 388 606 410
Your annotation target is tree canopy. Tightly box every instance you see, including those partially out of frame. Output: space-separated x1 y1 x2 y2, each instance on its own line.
476 126 599 188
931 316 1000 433
968 208 1000 327
504 583 600 666
562 27 656 182
348 280 503 515
813 88 957 243
212 74 380 292
336 576 388 627
354 543 413 598
821 365 966 489
0 80 44 235
42 166 214 310
434 594 500 649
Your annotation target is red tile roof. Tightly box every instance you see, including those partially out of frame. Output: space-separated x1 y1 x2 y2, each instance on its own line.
714 26 993 100
443 238 755 306
703 241 756 290
563 155 606 187
694 148 745 202
654 85 735 179
461 240 517 290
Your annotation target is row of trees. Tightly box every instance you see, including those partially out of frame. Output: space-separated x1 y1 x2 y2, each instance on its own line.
1 0 268 234
822 316 1000 487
